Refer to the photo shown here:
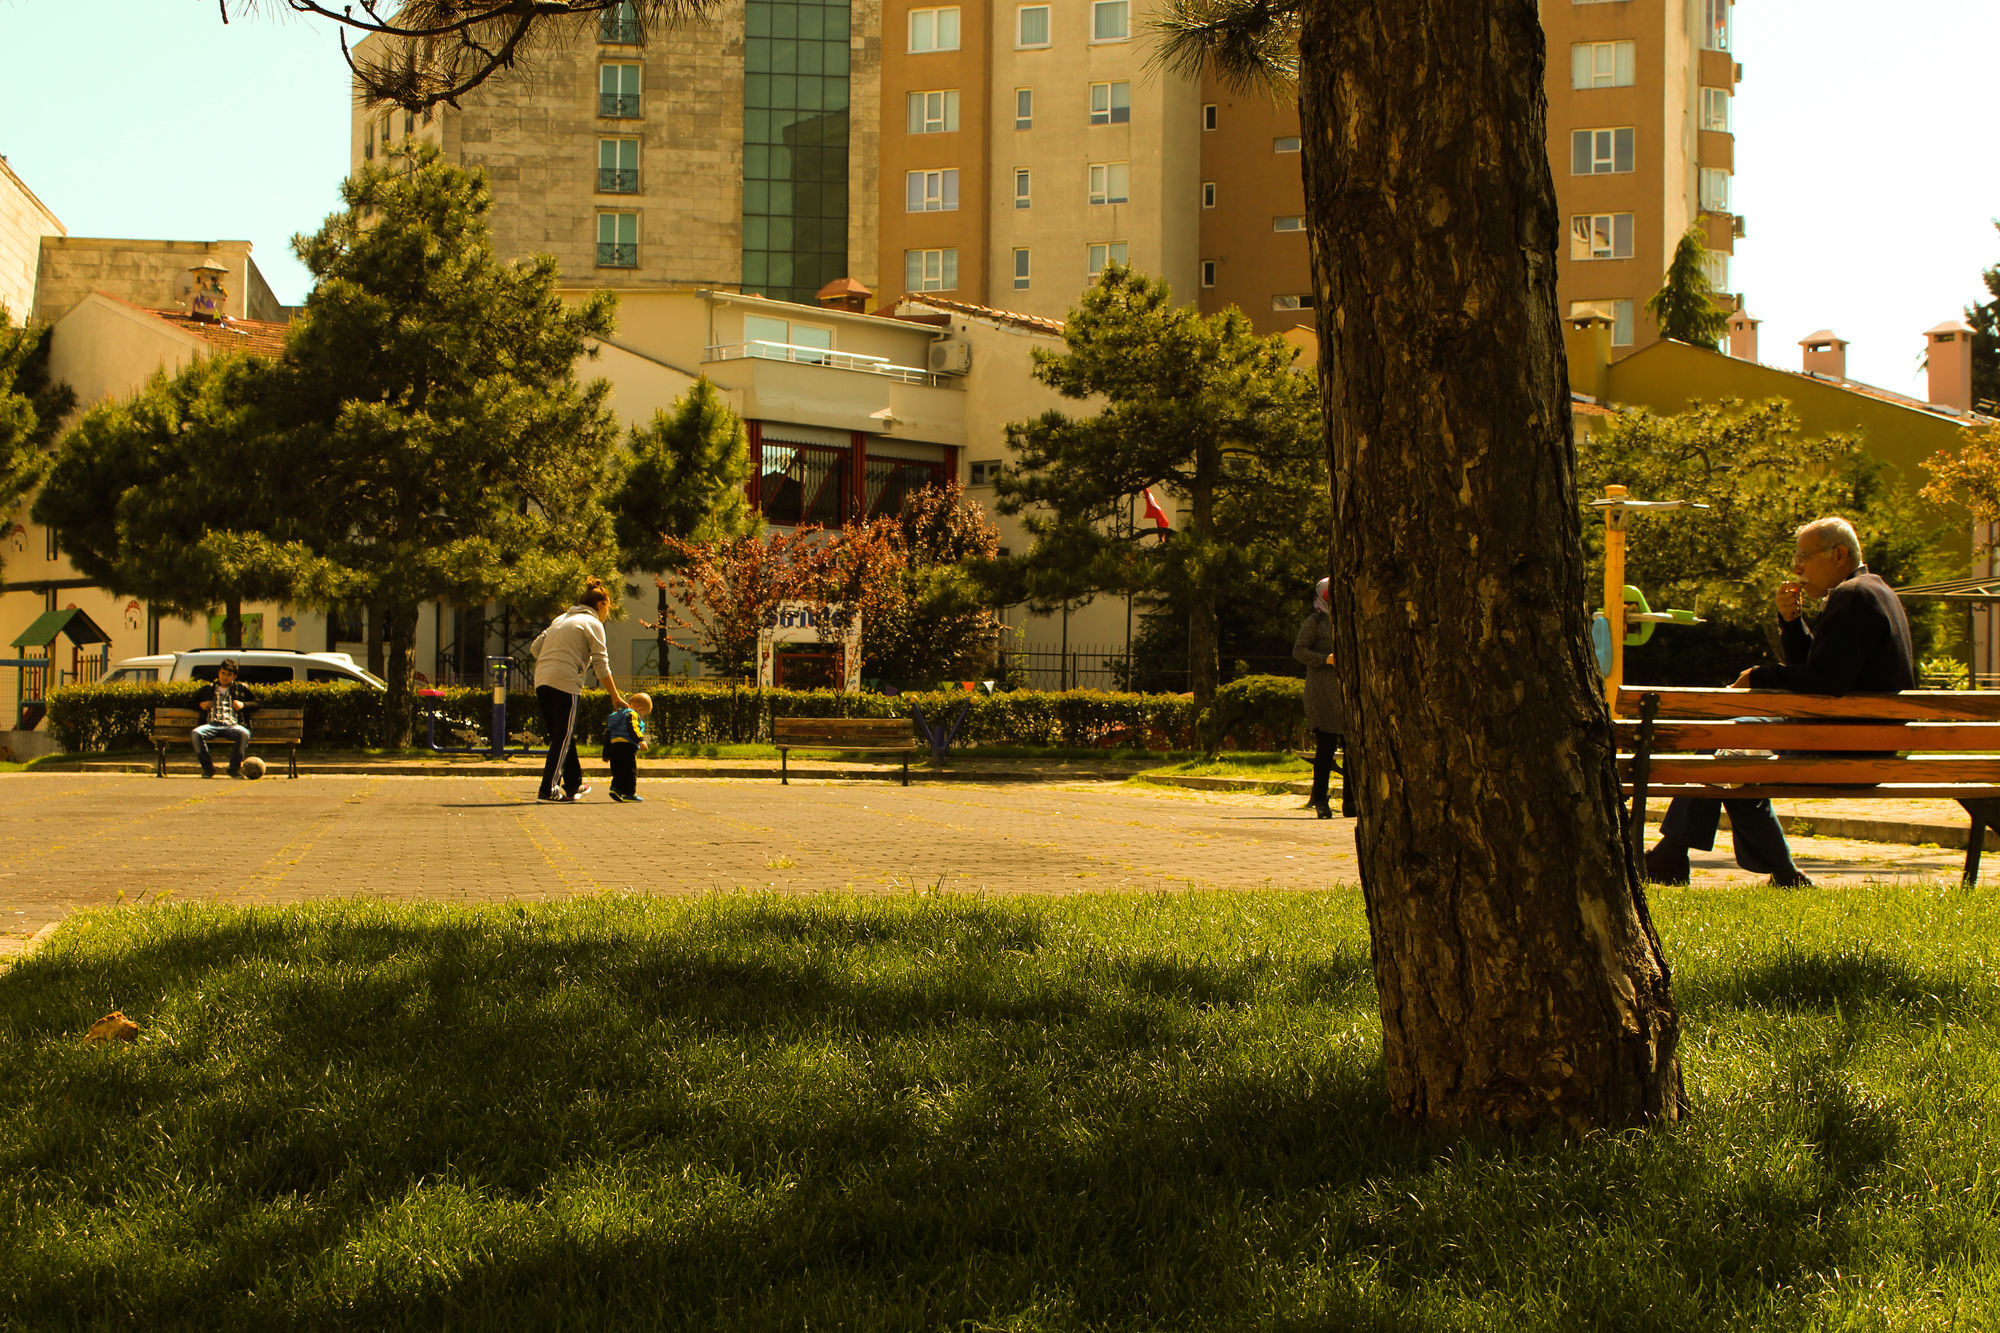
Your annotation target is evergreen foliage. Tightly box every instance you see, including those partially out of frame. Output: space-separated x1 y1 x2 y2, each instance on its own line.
33 354 291 646
1969 222 1999 412
608 377 757 572
0 308 74 582
1646 226 1732 349
1580 399 1955 681
254 145 624 743
993 267 1322 702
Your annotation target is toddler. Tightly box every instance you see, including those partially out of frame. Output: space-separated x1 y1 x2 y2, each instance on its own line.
604 692 652 803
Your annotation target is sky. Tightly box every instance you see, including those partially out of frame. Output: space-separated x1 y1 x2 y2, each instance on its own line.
1 0 1994 399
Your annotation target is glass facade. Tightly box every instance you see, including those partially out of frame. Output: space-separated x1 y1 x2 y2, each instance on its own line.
743 0 852 303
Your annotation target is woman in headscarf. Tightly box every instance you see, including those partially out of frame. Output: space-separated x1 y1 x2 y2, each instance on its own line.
1292 576 1350 819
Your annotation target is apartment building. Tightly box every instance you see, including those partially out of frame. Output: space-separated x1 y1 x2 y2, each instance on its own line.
347 0 884 304
874 0 1741 345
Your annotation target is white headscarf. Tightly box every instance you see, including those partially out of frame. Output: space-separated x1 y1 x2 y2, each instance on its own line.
1313 577 1331 616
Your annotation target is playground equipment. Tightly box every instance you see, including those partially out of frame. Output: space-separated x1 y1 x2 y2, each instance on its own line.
1589 485 1708 714
418 656 546 758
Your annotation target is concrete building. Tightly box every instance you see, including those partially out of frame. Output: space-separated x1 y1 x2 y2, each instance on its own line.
0 155 64 322
30 237 288 328
348 0 885 305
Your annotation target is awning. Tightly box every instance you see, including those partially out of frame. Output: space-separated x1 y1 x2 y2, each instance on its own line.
9 607 113 648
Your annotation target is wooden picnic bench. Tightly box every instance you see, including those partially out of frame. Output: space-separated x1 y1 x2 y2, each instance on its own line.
772 716 916 786
150 707 305 778
1618 686 2000 884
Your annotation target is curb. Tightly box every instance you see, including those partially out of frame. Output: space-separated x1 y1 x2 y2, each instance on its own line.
0 920 61 971
52 760 1151 784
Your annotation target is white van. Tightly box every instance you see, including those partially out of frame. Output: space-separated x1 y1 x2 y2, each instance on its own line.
102 650 387 690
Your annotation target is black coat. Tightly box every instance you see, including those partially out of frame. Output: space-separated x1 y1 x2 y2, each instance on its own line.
1745 567 1915 695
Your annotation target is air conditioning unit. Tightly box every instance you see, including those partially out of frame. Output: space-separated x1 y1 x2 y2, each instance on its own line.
927 340 972 375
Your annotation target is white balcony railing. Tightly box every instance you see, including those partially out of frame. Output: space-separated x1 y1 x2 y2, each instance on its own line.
705 340 944 386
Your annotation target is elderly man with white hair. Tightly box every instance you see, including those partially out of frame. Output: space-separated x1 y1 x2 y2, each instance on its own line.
1644 515 1916 887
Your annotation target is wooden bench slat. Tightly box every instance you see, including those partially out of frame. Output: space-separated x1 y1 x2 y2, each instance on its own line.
773 716 914 786
1627 785 2000 800
1618 687 2000 722
1615 721 2000 751
1622 756 2000 784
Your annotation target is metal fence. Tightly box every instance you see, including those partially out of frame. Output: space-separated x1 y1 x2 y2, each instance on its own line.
1000 643 1304 693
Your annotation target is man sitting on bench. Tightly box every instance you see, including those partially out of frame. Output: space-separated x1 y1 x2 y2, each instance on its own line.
1644 516 1916 887
192 658 259 779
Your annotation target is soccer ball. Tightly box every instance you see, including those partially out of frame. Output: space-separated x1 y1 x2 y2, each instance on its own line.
241 756 266 780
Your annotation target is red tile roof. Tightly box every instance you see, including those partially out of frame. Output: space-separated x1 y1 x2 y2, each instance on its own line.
88 289 290 358
893 295 1066 337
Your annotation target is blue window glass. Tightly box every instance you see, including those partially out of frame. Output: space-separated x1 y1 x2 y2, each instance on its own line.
742 0 852 302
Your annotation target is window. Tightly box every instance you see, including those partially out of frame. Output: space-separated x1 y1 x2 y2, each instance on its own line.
1017 4 1050 46
906 248 958 291
1201 181 1216 208
746 313 833 363
970 460 1004 486
1700 167 1730 212
906 168 959 212
1701 250 1729 291
1272 294 1317 311
1570 127 1634 174
909 7 961 52
906 89 960 133
404 111 415 134
1572 300 1636 346
1200 259 1216 287
1701 87 1731 132
597 212 638 267
1273 136 1301 153
600 63 641 118
598 138 639 193
1085 241 1128 278
1092 0 1128 41
1012 248 1031 291
363 121 374 160
1015 87 1034 129
1702 0 1731 50
1089 81 1131 124
1273 215 1305 232
1202 103 1217 131
1014 168 1031 209
599 0 640 43
1571 41 1636 88
45 526 58 561
1569 212 1634 260
1088 162 1130 205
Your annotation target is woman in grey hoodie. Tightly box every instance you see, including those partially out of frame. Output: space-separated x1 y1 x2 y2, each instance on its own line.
1292 577 1350 819
530 578 628 802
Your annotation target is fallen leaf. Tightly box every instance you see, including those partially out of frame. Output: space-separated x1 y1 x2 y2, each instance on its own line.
85 1011 140 1044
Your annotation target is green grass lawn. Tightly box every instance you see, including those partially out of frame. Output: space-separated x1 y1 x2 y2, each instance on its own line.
1132 754 1314 782
3 888 1999 1329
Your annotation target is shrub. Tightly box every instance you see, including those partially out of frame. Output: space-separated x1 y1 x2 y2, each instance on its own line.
46 682 393 751
1198 674 1307 753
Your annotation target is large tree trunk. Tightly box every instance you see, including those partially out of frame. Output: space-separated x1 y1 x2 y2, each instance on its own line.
1187 477 1219 704
1302 0 1682 1131
222 596 243 649
383 602 419 749
366 602 388 680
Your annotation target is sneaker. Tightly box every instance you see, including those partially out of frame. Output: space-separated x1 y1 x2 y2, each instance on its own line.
622 793 644 803
201 768 216 779
1769 869 1814 888
228 767 243 779
1643 842 1691 885
568 784 591 800
607 791 626 803
537 791 563 803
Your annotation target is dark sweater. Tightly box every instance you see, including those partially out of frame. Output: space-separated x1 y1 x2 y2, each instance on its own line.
1744 567 1915 695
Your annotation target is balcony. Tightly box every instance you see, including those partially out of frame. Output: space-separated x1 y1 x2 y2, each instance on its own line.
597 167 640 194
597 242 638 268
599 92 641 119
599 16 641 43
707 340 942 385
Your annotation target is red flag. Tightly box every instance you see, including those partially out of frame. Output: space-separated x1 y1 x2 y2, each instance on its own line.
1141 487 1172 531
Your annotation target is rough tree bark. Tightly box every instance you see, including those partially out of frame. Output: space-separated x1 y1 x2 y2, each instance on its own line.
222 595 243 650
1301 0 1683 1130
384 603 419 749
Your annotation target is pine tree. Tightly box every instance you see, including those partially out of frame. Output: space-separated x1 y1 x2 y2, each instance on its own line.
1646 226 1732 349
256 145 623 744
608 377 757 572
34 353 290 645
994 267 1322 705
0 308 74 583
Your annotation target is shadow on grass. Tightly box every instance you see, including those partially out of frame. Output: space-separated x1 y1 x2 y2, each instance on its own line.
0 897 1959 1330
1685 942 1985 1018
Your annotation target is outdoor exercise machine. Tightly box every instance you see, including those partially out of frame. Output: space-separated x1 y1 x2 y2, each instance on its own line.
417 656 546 758
1589 484 1708 715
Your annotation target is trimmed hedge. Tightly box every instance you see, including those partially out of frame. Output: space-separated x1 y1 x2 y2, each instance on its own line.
1199 675 1309 753
46 682 1204 753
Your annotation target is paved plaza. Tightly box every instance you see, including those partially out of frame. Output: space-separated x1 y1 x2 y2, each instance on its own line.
0 772 1989 958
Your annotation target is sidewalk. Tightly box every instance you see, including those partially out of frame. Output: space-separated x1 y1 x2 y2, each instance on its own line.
33 753 1988 851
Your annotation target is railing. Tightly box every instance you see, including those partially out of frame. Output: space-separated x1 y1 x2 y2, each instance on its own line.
599 92 641 118
597 167 639 193
597 242 638 268
599 16 641 43
705 340 943 386
1000 645 1304 693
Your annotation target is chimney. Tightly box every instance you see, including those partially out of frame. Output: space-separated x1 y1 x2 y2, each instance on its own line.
1726 308 1761 363
816 277 872 314
1925 318 1975 412
1799 329 1848 380
1563 305 1613 403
